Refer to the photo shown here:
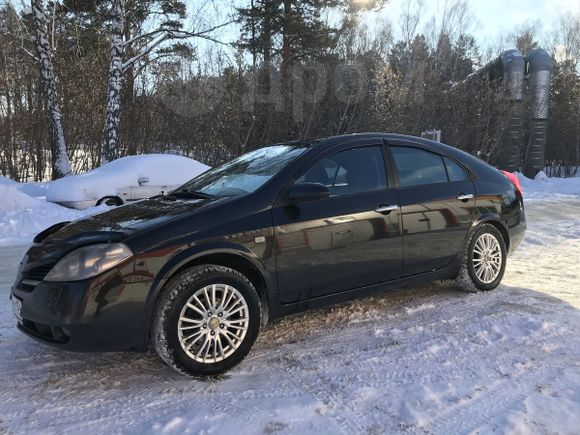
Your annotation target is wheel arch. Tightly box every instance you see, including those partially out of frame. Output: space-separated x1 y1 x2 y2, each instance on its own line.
146 244 272 331
470 215 510 252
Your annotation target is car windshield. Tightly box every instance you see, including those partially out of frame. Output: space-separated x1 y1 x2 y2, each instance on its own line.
171 144 309 197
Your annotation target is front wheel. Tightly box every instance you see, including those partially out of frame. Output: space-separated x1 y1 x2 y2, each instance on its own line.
456 224 507 292
152 265 262 377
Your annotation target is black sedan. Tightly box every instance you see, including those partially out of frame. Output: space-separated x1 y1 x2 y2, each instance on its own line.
10 133 526 376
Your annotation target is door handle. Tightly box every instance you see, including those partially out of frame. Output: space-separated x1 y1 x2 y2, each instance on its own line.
375 204 400 214
457 193 474 201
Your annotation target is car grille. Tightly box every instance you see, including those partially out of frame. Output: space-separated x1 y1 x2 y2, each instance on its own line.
25 263 55 281
17 263 56 292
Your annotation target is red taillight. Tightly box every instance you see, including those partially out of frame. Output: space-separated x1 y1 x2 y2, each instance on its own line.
501 170 523 197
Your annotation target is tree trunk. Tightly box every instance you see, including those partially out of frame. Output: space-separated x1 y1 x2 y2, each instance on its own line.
281 0 292 117
31 0 71 180
123 0 137 155
102 0 125 163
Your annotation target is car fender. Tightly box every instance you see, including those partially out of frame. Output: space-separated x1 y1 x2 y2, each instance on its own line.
467 213 510 248
144 241 273 315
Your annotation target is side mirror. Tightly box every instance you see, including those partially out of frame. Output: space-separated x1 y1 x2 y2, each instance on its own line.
138 177 149 186
288 182 330 202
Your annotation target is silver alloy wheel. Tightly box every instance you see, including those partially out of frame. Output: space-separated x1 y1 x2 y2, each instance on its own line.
177 284 249 364
472 233 503 284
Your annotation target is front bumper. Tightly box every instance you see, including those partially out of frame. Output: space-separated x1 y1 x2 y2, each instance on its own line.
10 259 154 352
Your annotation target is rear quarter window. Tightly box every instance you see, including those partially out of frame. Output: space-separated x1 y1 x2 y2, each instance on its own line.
444 157 469 182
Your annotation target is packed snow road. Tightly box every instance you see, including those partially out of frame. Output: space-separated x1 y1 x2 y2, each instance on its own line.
0 198 579 434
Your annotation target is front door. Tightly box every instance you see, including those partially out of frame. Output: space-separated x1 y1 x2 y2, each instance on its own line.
273 143 403 303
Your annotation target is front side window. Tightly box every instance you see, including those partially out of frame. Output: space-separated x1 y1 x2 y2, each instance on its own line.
391 146 448 187
297 146 387 196
173 144 308 197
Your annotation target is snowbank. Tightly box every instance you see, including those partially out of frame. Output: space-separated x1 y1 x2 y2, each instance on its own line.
0 176 48 198
0 176 16 186
0 184 105 247
517 171 580 199
46 154 210 202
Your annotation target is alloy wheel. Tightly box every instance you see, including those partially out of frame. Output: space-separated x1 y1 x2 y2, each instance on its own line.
177 284 249 364
472 233 503 284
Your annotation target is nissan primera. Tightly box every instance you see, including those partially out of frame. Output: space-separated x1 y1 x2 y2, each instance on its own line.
10 133 526 376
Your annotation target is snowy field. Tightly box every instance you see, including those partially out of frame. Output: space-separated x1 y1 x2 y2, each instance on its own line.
0 174 579 434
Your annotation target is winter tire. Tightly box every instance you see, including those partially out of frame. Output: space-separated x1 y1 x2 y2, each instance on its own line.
152 265 262 377
456 223 507 292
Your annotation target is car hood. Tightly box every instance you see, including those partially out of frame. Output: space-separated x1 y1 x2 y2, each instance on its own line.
42 196 222 245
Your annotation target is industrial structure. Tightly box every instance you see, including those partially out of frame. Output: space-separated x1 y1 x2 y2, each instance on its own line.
471 48 553 178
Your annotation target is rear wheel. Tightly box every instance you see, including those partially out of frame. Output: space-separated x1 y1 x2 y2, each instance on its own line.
152 265 262 377
456 224 507 292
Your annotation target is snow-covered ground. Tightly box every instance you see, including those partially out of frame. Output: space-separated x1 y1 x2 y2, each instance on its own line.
0 173 579 434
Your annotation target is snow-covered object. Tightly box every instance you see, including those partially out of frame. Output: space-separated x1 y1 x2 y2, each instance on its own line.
0 184 104 246
45 154 210 204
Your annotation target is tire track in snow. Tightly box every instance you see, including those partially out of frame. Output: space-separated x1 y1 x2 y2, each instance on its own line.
246 293 576 434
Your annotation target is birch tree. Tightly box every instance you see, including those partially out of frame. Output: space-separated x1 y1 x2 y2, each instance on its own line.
101 0 230 163
30 0 71 179
102 0 125 163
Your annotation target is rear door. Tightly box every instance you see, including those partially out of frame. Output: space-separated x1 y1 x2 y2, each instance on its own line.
386 141 476 276
273 141 403 303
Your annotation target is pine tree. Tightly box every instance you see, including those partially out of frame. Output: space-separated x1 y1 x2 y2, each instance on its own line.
238 0 387 139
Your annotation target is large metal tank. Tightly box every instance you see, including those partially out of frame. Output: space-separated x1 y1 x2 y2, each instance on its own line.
523 48 552 178
495 49 526 172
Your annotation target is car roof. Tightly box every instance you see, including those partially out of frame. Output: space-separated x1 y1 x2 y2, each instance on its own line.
292 132 502 182
302 132 439 150
285 133 438 149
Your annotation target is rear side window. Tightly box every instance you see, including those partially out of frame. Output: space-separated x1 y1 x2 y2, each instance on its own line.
444 157 468 182
298 146 387 196
391 146 448 187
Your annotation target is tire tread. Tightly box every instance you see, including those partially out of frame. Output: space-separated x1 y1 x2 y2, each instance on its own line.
152 264 261 377
456 223 507 293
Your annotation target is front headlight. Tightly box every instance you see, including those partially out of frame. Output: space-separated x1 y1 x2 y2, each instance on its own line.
45 243 133 282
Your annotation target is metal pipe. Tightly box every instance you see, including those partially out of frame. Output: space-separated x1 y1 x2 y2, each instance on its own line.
496 49 526 172
523 48 552 178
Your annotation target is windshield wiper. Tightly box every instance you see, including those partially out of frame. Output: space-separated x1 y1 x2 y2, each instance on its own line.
165 190 214 200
